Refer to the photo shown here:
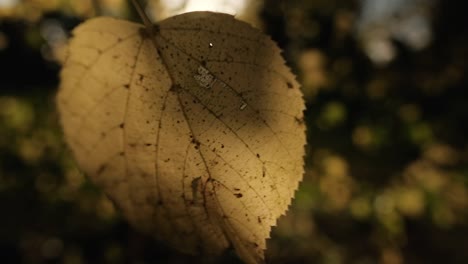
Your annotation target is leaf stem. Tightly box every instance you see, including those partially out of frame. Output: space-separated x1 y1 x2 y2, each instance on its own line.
131 0 154 35
92 0 104 16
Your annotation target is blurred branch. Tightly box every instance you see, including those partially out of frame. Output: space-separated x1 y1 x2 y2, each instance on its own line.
92 0 102 16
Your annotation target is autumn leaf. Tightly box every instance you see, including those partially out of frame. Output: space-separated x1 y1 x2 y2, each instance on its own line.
57 8 305 264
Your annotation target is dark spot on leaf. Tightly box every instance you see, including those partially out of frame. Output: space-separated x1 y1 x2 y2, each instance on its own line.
257 217 262 224
145 143 152 146
191 138 200 146
256 153 260 158
119 151 125 156
119 123 125 129
123 84 130 89
191 138 201 150
96 164 107 175
234 193 243 198
287 81 293 88
191 177 202 201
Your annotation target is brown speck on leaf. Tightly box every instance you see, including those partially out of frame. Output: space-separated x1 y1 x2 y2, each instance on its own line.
191 138 201 147
96 164 107 175
234 193 243 198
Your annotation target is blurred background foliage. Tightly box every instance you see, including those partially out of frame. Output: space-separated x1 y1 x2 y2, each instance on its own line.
1 0 467 263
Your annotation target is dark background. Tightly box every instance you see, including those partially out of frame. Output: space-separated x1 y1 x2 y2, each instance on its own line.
1 0 467 263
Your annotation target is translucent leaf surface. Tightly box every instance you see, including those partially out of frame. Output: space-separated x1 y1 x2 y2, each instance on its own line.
57 12 306 264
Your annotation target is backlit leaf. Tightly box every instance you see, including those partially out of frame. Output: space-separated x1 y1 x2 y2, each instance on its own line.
57 11 306 264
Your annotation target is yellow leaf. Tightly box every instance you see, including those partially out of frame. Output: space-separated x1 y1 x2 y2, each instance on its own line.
57 10 305 264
